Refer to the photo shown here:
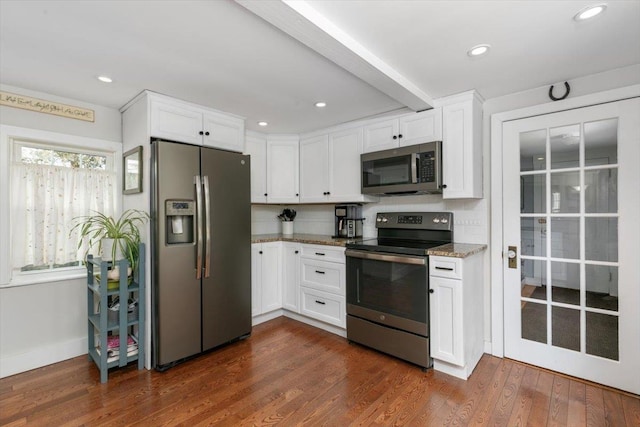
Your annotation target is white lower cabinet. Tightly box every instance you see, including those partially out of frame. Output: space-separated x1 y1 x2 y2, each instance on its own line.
251 241 346 330
429 253 484 379
299 244 346 328
251 242 281 316
299 287 345 328
282 242 301 313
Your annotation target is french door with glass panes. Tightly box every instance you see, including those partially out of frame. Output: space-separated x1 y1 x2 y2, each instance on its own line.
503 98 640 394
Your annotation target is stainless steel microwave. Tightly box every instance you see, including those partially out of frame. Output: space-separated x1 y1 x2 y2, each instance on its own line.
361 141 442 195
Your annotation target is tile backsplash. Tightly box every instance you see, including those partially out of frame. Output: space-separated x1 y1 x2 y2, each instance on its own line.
252 194 488 244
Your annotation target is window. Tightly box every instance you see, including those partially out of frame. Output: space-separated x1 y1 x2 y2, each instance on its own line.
10 138 117 280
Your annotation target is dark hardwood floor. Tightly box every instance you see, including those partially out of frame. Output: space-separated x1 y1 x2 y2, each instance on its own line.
1 317 638 426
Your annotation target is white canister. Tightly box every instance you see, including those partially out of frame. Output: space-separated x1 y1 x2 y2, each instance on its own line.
282 221 294 235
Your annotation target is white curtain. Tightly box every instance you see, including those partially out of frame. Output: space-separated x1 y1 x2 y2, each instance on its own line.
12 162 116 269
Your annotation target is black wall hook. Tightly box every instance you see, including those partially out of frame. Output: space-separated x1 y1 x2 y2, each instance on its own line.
549 82 571 101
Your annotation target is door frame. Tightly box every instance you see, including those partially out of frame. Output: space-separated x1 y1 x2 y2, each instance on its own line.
489 84 640 358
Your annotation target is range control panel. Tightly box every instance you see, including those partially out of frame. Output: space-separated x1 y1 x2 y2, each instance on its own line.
375 212 453 231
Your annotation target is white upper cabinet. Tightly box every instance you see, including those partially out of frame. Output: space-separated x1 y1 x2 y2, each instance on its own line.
299 134 330 203
399 108 442 147
266 136 299 204
149 94 245 152
363 109 442 153
438 91 483 199
327 128 368 202
244 132 268 204
300 127 375 203
150 100 203 145
202 112 245 153
363 118 399 153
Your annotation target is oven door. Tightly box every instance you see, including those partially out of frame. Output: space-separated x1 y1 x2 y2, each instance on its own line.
345 249 429 336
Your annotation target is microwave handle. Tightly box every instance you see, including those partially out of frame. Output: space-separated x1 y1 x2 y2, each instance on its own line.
411 153 418 184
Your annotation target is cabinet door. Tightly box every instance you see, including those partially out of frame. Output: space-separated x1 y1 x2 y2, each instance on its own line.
299 135 329 203
282 243 300 312
245 134 267 203
328 127 363 201
260 243 282 313
442 100 482 199
363 118 399 153
202 112 245 153
251 244 262 317
429 276 464 366
399 108 442 146
267 138 299 203
150 100 203 145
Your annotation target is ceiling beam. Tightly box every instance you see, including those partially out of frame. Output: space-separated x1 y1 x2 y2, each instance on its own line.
235 0 433 111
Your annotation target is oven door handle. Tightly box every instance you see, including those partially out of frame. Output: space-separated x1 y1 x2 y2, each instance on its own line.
345 249 426 265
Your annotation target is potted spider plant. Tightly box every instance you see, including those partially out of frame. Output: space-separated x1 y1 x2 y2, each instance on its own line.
70 209 149 278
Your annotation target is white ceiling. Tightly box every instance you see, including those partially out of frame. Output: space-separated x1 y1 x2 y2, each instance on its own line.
1 0 639 134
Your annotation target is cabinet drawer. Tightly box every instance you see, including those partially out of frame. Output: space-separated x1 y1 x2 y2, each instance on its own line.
300 287 345 328
429 256 462 279
300 244 345 263
300 259 345 295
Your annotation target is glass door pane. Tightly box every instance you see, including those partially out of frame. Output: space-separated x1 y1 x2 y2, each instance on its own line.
518 118 620 360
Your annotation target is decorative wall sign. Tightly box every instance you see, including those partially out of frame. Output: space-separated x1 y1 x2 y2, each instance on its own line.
123 146 143 194
0 91 95 122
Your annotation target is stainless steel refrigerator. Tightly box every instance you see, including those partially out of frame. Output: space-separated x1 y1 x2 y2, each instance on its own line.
151 139 251 369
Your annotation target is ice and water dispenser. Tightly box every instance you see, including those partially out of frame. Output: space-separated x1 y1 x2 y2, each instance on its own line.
165 200 195 245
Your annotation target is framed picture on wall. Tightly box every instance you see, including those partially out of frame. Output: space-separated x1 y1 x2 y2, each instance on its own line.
123 146 142 194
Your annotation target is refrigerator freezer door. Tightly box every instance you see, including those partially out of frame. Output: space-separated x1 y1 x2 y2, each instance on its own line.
153 141 202 367
201 148 252 351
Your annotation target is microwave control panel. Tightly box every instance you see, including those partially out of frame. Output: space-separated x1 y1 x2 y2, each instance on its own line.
418 151 436 183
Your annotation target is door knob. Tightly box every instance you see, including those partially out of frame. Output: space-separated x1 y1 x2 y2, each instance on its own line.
508 246 517 269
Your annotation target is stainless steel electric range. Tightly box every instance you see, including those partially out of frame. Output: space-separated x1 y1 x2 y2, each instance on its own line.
345 211 453 369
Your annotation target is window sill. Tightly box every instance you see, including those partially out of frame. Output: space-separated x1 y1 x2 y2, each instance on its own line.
1 269 86 289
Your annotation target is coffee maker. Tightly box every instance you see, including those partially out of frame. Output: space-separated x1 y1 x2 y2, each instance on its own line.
334 204 363 238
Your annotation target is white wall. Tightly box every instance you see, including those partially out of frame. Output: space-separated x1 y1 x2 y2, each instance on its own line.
0 85 122 377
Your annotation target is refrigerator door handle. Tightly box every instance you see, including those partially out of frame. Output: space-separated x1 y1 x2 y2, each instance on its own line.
195 175 203 279
203 175 211 278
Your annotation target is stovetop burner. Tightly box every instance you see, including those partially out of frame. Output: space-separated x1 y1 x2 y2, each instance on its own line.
345 211 453 256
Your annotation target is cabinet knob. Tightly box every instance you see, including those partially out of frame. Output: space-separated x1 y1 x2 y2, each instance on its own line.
199 131 204 135
398 134 403 139
392 135 397 140
264 193 268 197
205 131 210 136
296 193 299 197
259 250 263 254
440 184 447 189
326 191 330 195
429 289 434 294
295 250 299 254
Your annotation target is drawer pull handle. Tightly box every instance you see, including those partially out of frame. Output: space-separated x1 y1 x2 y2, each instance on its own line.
315 300 326 305
435 266 454 271
315 270 325 274
315 252 325 256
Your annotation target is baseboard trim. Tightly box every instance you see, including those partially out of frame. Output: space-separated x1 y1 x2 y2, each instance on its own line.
252 309 284 326
0 337 87 378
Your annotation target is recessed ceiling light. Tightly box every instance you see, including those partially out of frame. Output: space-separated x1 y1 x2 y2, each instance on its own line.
467 44 491 57
97 75 113 83
258 121 268 127
314 101 327 108
574 3 607 21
